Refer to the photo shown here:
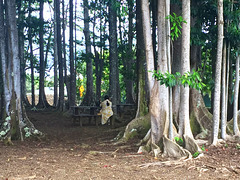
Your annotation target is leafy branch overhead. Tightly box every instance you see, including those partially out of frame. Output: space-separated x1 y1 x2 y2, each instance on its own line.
152 70 206 91
166 13 187 41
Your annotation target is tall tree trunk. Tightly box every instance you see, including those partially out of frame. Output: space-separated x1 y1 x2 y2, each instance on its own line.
171 3 181 128
153 0 169 143
53 0 58 107
0 0 10 118
92 0 103 104
69 0 76 108
151 0 157 69
141 0 155 92
28 0 35 107
37 0 46 108
1 0 42 143
56 0 64 111
109 0 119 111
62 0 68 109
124 0 135 104
136 0 148 118
82 0 94 105
166 0 173 140
212 0 224 145
141 0 158 145
17 1 30 107
233 53 240 135
221 41 227 139
178 0 193 139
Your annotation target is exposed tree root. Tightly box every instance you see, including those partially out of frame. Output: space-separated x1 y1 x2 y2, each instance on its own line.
114 113 150 145
162 135 191 158
184 135 202 154
190 89 213 138
139 155 192 168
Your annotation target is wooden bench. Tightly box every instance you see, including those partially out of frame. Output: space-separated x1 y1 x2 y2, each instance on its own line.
116 104 136 117
71 106 101 127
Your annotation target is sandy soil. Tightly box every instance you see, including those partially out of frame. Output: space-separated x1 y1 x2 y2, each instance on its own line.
0 110 240 180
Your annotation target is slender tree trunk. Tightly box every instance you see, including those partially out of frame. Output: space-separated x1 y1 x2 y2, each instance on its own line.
233 53 240 135
179 0 193 139
171 3 181 128
69 0 76 108
62 0 68 109
166 0 173 140
154 0 169 143
151 0 157 69
17 2 30 107
0 0 11 116
221 41 227 139
109 0 119 111
212 0 224 145
82 0 94 105
142 0 160 145
124 0 135 104
141 0 155 91
56 0 64 111
28 0 35 107
136 0 148 118
53 0 58 107
37 0 46 108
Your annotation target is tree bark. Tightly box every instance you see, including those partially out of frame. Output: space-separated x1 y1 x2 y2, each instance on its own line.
0 0 42 143
28 0 35 107
82 0 94 106
69 0 76 108
179 0 193 139
109 0 119 114
37 0 46 108
56 0 64 111
136 0 148 118
221 41 227 139
53 0 58 107
233 53 240 135
212 0 224 145
154 0 169 143
141 0 155 91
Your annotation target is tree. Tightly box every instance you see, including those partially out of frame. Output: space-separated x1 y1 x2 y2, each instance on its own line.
37 0 50 108
82 0 94 106
56 0 64 111
135 0 148 118
28 0 35 107
17 0 30 107
212 0 224 145
69 0 76 107
124 0 135 104
0 0 42 144
233 53 240 136
109 0 120 119
178 0 193 139
53 0 58 107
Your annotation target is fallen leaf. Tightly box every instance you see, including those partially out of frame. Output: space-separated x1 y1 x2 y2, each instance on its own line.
18 157 27 160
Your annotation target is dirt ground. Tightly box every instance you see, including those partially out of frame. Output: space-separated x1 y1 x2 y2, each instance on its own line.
1 110 240 180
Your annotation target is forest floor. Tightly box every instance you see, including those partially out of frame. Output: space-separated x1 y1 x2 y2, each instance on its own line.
1 110 240 180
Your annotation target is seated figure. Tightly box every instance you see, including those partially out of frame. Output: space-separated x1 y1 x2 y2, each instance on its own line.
99 95 113 125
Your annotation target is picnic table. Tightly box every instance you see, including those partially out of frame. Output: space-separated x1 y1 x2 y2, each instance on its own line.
71 106 101 126
115 104 136 117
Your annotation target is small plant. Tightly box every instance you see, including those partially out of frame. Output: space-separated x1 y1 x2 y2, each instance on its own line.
175 137 184 146
166 13 187 41
193 151 200 158
201 145 205 151
236 144 240 149
152 70 206 91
